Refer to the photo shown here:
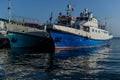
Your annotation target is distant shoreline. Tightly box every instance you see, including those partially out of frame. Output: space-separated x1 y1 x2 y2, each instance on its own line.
113 37 120 39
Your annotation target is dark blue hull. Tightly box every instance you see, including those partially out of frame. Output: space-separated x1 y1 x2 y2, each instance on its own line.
8 31 54 52
48 29 110 50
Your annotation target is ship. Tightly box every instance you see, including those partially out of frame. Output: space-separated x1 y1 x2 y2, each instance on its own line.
0 0 55 50
7 23 54 52
47 4 113 51
0 16 54 51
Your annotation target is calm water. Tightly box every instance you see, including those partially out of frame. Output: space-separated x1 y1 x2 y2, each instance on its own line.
0 38 120 80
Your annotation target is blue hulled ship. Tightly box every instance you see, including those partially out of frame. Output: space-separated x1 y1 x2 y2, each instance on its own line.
47 4 113 50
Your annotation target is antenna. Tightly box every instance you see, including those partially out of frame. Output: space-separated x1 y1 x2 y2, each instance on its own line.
8 0 11 23
49 12 53 24
105 18 107 27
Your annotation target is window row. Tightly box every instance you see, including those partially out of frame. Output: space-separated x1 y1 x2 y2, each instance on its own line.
92 29 108 34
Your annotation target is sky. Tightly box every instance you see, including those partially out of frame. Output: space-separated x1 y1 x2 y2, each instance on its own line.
0 0 120 37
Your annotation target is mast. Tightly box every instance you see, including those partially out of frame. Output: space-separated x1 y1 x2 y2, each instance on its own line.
49 12 53 25
66 0 73 17
8 0 11 23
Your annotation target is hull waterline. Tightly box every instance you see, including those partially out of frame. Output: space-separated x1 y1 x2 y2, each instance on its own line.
48 29 111 51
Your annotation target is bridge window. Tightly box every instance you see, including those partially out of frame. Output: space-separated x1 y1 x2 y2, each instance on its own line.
83 26 89 32
98 30 100 33
95 30 97 32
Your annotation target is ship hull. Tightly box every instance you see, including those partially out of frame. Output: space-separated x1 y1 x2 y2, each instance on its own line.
7 31 54 52
48 29 110 50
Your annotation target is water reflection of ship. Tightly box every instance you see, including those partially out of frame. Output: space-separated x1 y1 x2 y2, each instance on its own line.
5 48 53 80
55 47 97 56
52 47 111 79
9 48 53 69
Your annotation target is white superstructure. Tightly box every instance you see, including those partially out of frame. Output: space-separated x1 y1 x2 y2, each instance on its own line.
53 8 113 40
